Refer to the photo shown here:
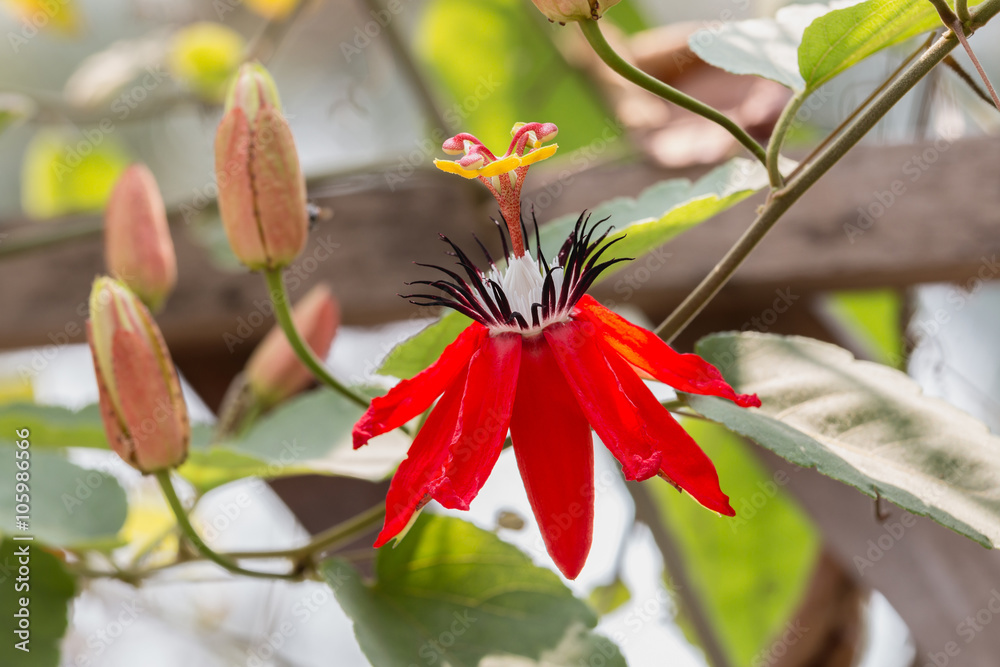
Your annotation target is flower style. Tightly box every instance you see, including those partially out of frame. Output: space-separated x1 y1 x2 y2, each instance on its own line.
355 123 760 579
433 122 557 257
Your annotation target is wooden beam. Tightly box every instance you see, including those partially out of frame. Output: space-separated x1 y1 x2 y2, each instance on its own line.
0 137 996 358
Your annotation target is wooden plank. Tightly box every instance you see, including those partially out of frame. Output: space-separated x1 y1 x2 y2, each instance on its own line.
536 135 1000 324
0 137 996 356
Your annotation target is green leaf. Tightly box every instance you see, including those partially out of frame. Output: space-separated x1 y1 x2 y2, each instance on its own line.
686 332 1000 548
798 0 943 92
378 312 472 379
322 514 625 667
539 157 776 271
650 419 819 665
0 404 109 450
689 4 831 91
818 289 905 368
0 445 127 549
0 538 76 667
588 577 631 616
180 389 403 493
416 0 611 154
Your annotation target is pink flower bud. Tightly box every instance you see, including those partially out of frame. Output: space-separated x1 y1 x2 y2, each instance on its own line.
214 62 308 270
87 278 190 473
104 164 177 312
246 283 340 406
529 0 620 23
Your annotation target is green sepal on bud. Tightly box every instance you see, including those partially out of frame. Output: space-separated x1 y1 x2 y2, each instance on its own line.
224 62 283 120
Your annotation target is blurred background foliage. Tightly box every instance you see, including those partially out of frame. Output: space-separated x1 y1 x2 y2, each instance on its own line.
3 0 1000 664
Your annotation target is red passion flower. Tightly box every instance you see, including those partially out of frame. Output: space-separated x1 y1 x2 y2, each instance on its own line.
353 122 760 579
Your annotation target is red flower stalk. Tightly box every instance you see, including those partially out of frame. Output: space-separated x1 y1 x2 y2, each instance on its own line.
355 123 760 579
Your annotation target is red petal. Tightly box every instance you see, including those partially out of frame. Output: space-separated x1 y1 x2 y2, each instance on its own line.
574 296 761 408
510 335 593 579
546 321 733 516
374 363 467 547
432 332 521 510
353 323 487 449
374 332 521 547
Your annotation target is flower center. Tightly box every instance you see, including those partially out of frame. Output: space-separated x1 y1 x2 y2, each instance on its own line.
403 213 630 335
486 255 566 335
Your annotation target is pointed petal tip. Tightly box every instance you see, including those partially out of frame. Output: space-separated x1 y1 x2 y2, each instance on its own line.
736 393 762 408
351 422 373 449
554 556 585 580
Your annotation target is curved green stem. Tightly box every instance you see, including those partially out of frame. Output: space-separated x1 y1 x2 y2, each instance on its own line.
263 268 370 410
765 92 805 188
74 503 384 584
225 503 385 561
957 0 972 24
654 0 1000 343
155 471 301 580
578 19 767 168
786 32 934 183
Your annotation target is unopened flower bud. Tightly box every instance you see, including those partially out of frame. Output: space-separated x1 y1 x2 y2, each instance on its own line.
215 62 308 271
529 0 620 23
87 278 189 473
104 164 177 312
246 283 339 406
